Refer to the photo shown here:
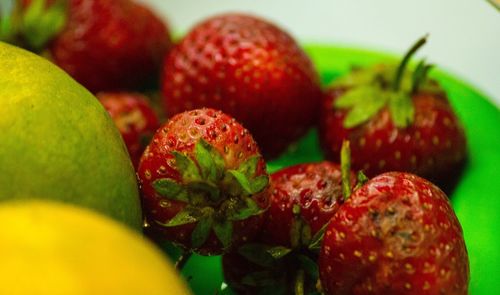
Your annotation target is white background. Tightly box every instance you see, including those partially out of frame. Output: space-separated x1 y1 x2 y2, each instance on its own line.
141 0 500 107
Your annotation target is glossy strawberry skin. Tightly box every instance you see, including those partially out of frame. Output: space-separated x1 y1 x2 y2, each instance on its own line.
319 172 469 295
161 13 322 158
319 87 467 187
51 0 172 92
260 161 355 248
138 108 269 255
97 92 159 169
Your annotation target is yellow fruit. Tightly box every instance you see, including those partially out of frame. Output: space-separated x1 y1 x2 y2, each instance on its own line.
0 41 141 229
0 200 192 295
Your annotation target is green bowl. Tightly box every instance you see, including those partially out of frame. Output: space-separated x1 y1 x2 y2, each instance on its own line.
172 44 500 295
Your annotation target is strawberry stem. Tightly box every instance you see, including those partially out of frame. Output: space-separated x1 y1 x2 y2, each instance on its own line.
340 140 352 201
411 60 434 94
392 35 428 91
294 269 305 295
175 251 192 271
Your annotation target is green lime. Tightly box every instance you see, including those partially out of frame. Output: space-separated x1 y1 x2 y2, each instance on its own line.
0 41 141 229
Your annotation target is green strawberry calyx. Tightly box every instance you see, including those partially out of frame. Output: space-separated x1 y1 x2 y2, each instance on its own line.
333 35 443 129
152 138 269 250
0 0 67 52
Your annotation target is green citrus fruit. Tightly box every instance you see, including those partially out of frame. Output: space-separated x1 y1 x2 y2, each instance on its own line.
0 200 192 295
0 41 141 229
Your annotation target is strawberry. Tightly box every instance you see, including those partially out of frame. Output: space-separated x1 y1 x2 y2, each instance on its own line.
223 144 361 294
97 92 160 169
319 36 467 189
261 161 356 248
318 172 469 294
138 108 270 255
50 0 172 92
161 13 322 158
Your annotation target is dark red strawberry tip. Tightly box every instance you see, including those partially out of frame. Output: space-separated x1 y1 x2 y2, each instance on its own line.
223 244 320 295
318 172 469 294
319 36 467 188
222 248 289 294
161 13 322 159
97 92 160 169
138 108 270 255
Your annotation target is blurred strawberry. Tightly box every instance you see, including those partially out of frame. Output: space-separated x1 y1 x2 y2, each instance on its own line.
97 92 160 169
50 0 172 92
161 13 322 158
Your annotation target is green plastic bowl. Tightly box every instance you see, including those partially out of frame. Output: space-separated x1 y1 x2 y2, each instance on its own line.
172 44 500 295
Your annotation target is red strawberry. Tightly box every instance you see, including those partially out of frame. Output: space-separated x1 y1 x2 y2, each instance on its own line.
318 172 469 294
138 108 270 255
222 145 361 294
50 0 172 92
261 161 356 248
97 92 160 168
161 13 322 158
319 36 467 189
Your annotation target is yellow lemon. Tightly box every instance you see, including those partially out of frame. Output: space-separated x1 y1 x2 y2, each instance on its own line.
0 200 192 295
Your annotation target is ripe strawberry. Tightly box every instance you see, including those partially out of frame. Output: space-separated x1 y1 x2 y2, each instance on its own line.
50 0 172 92
222 163 356 295
138 108 270 255
97 92 160 169
318 172 469 294
161 13 322 158
223 144 361 294
319 36 467 188
261 161 356 248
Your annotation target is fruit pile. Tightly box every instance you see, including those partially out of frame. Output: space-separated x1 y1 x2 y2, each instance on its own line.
0 0 471 294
